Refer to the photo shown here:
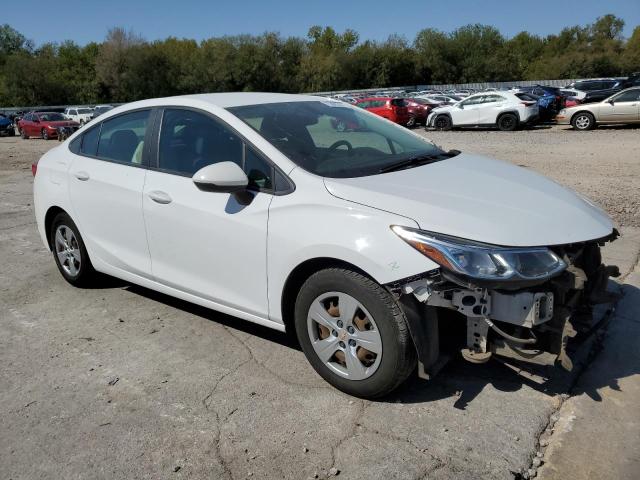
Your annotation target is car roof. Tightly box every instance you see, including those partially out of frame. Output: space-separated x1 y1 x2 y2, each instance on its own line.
357 97 392 101
182 92 323 108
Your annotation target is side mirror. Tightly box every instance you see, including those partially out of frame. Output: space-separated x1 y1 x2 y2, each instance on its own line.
607 99 615 105
192 161 248 193
457 104 464 109
33 118 40 123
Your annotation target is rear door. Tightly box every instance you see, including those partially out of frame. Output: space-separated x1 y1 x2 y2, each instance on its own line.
477 94 508 124
67 109 154 278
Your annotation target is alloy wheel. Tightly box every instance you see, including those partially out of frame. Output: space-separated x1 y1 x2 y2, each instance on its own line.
54 225 81 277
575 115 591 130
307 292 382 380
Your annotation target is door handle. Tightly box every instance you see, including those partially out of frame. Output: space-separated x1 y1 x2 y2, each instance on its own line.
148 190 172 204
73 171 90 181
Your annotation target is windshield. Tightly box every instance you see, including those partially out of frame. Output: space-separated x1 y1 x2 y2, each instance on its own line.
228 101 444 178
38 113 65 121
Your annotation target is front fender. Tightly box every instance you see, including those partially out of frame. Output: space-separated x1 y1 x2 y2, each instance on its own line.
266 172 438 324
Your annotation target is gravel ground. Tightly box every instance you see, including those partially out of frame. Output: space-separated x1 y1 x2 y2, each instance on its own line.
0 128 638 480
417 124 640 227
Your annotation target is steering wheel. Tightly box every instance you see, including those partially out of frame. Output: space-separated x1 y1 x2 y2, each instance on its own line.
326 140 353 158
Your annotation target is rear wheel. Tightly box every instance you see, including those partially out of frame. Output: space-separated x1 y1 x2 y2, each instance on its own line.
295 268 416 398
21 128 28 139
50 212 96 287
571 112 596 131
497 113 518 131
433 115 452 131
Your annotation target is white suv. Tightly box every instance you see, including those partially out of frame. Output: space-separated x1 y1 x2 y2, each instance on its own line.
427 92 539 131
63 107 94 125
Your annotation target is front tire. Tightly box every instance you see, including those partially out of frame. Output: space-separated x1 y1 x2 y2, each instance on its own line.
295 268 416 398
433 115 452 131
50 212 96 287
571 112 596 131
21 129 28 139
41 128 50 140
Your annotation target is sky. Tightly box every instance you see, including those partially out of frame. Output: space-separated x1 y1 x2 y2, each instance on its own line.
4 0 640 46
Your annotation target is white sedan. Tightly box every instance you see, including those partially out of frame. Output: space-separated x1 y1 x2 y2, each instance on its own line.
34 92 618 397
426 91 539 131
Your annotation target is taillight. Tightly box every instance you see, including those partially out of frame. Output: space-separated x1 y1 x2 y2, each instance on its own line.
521 101 536 106
31 160 38 176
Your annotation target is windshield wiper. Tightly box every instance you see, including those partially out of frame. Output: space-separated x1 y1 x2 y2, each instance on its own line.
378 150 460 174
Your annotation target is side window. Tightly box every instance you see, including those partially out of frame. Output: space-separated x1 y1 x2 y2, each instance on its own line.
244 146 273 191
97 110 150 165
158 108 242 176
613 90 640 102
70 109 77 116
80 125 100 156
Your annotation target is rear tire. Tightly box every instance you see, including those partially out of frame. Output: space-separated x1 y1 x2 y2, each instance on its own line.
433 115 452 131
295 268 416 398
571 112 596 131
497 113 518 131
21 129 28 139
50 212 97 287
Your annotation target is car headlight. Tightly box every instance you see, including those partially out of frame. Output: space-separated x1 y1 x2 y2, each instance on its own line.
391 226 566 281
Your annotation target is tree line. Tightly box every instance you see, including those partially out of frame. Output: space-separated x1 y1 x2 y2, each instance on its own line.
0 14 639 107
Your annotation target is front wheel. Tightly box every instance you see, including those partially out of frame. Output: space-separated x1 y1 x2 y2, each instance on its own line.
295 268 416 398
571 112 596 131
433 115 452 131
41 128 50 140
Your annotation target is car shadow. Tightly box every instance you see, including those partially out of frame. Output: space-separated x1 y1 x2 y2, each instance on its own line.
115 279 638 409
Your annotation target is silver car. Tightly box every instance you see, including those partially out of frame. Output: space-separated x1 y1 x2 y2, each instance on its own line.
556 87 640 130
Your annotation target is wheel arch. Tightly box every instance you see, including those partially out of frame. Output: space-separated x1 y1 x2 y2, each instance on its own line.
496 110 520 123
44 206 68 250
570 110 596 124
280 257 374 336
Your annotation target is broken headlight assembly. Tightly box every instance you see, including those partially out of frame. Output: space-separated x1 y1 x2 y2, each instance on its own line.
391 226 566 282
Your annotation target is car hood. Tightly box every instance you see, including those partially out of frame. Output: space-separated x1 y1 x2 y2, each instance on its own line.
323 153 613 247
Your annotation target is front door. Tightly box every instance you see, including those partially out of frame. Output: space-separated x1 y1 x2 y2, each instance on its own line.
599 89 640 122
142 108 273 318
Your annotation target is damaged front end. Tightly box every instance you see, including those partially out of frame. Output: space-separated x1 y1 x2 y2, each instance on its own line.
387 226 620 378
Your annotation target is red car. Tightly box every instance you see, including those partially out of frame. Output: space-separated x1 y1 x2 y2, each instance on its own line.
355 97 410 125
18 111 80 140
403 98 438 126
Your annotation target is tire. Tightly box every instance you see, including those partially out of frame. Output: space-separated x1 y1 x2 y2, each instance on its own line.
41 128 50 140
571 112 596 131
50 212 96 287
497 113 518 131
8 128 15 137
433 115 452 131
295 268 416 398
21 129 28 139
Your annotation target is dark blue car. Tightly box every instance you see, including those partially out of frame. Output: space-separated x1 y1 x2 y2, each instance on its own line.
516 85 566 121
0 114 15 137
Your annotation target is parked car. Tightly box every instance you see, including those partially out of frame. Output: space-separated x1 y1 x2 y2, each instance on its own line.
513 90 559 122
421 94 463 105
64 107 94 125
565 79 624 103
0 113 15 136
91 105 115 119
515 85 566 112
426 92 539 131
17 112 80 140
556 87 640 130
403 98 435 126
33 92 619 398
355 97 411 125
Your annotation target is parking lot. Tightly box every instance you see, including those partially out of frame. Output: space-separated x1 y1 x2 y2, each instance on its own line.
1 125 639 480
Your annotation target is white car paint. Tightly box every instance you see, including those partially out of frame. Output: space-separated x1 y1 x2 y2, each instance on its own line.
427 91 538 128
34 92 613 334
